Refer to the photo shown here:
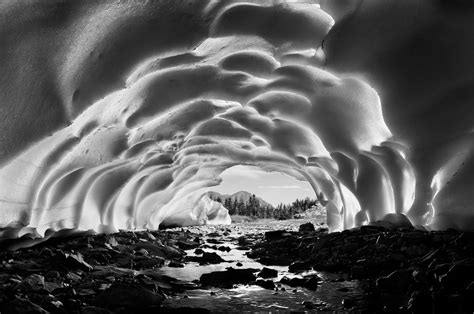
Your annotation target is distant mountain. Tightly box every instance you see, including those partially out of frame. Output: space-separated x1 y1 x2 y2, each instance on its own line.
206 191 273 208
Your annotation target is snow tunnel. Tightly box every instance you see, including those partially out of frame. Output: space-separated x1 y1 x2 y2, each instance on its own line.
0 0 473 239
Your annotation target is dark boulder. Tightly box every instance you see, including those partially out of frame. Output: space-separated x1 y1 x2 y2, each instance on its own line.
299 222 315 233
200 268 257 288
258 267 278 278
376 269 413 293
95 282 164 308
1 296 48 314
255 279 275 290
289 260 312 273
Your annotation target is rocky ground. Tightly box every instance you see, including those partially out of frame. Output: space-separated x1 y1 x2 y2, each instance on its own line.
249 223 474 313
0 220 473 313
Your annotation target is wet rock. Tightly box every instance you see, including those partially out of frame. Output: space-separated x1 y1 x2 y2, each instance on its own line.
1 296 48 314
264 230 291 241
168 261 184 268
134 256 165 269
280 275 319 290
237 236 251 246
96 282 164 308
206 238 223 245
258 267 278 278
304 276 320 290
187 252 225 265
200 268 257 288
255 279 275 290
299 222 315 233
376 269 412 293
289 260 312 273
133 242 182 259
258 256 293 266
176 240 200 250
218 246 231 252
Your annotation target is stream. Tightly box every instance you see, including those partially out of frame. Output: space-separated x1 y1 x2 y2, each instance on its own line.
160 219 365 312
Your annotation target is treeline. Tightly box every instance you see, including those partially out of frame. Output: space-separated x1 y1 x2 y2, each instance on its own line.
209 194 320 220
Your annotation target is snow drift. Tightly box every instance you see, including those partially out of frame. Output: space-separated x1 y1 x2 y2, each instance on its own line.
0 0 472 238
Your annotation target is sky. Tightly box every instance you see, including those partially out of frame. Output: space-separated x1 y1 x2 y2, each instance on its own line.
210 165 315 206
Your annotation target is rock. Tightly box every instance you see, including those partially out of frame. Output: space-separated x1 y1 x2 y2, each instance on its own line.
218 246 231 252
194 248 204 255
19 274 45 291
135 256 165 269
407 291 432 313
302 301 315 309
1 296 48 314
299 222 315 233
200 268 258 288
465 281 474 298
351 265 367 279
136 248 149 256
206 238 223 244
237 236 252 246
258 267 278 279
304 276 320 290
376 269 412 293
381 213 413 229
44 281 62 293
176 240 200 250
265 230 290 241
45 270 61 282
133 242 182 259
145 232 156 241
66 272 82 281
80 306 113 314
106 236 119 247
255 279 275 290
236 262 243 267
96 282 164 308
168 261 184 268
289 260 312 273
63 252 93 271
439 260 474 289
342 298 356 308
187 252 225 265
258 256 293 266
280 275 319 290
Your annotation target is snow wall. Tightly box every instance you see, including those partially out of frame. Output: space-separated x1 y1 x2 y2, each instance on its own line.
0 0 473 238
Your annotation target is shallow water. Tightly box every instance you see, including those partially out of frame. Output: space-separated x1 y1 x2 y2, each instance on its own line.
160 219 365 312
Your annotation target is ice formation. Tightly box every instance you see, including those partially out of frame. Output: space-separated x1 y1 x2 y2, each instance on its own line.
0 0 472 238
